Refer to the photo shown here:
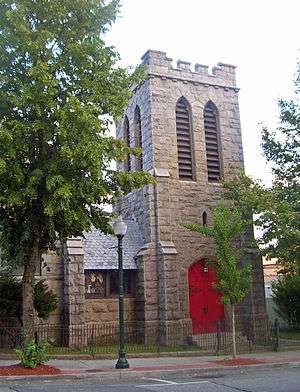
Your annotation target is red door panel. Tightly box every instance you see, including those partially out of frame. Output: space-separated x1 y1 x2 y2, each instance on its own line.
188 259 224 334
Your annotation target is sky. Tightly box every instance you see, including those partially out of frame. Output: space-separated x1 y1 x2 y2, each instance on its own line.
106 0 299 185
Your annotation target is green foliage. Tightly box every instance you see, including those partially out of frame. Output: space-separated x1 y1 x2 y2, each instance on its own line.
33 280 57 320
262 98 299 183
15 339 49 368
224 69 300 273
0 0 153 332
272 274 300 328
0 0 152 268
183 204 252 358
0 276 57 323
183 204 252 306
0 276 22 324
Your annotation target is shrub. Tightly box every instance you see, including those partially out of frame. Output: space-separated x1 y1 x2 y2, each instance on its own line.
272 274 300 328
15 339 49 368
0 276 57 324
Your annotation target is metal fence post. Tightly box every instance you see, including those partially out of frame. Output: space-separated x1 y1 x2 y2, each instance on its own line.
216 320 221 355
247 322 253 353
90 324 95 358
274 318 280 352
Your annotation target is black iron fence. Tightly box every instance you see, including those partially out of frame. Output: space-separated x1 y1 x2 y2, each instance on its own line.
0 319 299 357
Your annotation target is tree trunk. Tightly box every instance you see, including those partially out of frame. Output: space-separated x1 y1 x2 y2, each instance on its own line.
231 304 237 359
22 240 39 344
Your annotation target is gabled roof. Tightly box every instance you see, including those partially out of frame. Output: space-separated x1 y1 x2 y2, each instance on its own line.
83 219 143 270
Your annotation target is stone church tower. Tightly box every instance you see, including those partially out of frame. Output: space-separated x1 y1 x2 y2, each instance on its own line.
116 50 267 343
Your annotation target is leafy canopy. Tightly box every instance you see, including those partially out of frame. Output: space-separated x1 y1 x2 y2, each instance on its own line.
224 69 300 273
0 0 152 268
183 204 252 306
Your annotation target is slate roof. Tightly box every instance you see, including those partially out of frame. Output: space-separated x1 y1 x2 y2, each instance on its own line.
83 219 143 270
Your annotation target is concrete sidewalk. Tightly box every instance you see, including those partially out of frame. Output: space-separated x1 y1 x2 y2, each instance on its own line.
0 350 300 382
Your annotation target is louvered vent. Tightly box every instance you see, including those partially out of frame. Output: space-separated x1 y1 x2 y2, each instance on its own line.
176 98 193 180
123 116 131 172
135 107 143 171
204 102 221 182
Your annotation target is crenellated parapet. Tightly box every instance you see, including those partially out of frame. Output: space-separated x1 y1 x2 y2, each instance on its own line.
141 50 238 90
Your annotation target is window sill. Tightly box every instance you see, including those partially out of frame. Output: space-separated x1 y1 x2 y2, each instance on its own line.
85 294 136 300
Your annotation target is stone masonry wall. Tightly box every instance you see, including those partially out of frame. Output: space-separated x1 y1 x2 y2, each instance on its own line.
37 250 64 325
116 50 267 340
116 80 153 245
144 51 244 325
85 298 136 324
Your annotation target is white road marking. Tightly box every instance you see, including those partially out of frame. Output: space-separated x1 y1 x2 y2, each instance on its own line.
138 379 210 387
168 381 210 385
143 377 178 384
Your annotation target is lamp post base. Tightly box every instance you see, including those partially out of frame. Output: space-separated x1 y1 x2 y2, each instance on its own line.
115 350 129 369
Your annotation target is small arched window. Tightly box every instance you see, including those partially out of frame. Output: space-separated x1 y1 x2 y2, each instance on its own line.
134 106 143 171
123 116 131 172
204 101 221 182
176 97 193 180
202 211 207 226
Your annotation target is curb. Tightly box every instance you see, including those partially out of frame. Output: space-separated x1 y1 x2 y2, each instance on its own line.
0 361 299 383
0 350 215 361
1 347 299 361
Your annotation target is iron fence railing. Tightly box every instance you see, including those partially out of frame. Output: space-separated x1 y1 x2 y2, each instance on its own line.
0 319 298 357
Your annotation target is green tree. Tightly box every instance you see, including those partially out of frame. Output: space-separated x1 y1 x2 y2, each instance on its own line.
272 274 300 328
0 0 152 341
183 204 252 359
0 276 57 325
224 68 300 273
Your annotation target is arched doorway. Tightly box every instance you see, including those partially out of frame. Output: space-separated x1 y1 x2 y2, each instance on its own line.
188 259 224 334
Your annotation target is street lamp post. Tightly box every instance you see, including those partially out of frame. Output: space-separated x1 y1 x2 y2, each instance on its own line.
113 216 129 369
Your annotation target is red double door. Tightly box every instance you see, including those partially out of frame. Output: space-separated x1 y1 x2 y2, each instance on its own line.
188 259 224 334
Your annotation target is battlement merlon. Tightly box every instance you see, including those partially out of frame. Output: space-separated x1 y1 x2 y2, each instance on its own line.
141 50 237 89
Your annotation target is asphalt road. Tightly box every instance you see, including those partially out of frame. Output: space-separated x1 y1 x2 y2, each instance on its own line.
0 367 299 392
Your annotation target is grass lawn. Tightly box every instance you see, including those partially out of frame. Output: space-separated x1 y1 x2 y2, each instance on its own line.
47 343 200 356
279 330 300 340
0 343 201 357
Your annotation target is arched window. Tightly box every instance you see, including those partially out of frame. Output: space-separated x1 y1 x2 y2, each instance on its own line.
123 116 131 172
202 211 207 226
204 101 221 182
176 97 194 180
134 106 143 171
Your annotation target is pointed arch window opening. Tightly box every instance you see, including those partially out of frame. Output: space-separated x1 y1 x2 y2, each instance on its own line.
202 211 208 226
204 101 221 182
176 97 194 181
134 106 143 171
123 116 131 172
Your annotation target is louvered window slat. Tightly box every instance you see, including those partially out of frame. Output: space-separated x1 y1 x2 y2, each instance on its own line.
176 98 193 180
177 136 191 142
205 132 218 138
206 142 218 148
204 102 221 182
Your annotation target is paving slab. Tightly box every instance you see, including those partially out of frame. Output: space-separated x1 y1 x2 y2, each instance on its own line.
0 350 299 383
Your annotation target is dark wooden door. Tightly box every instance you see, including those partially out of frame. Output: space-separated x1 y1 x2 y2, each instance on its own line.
188 259 224 334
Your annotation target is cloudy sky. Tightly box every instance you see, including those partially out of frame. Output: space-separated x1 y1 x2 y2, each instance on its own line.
106 0 299 184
